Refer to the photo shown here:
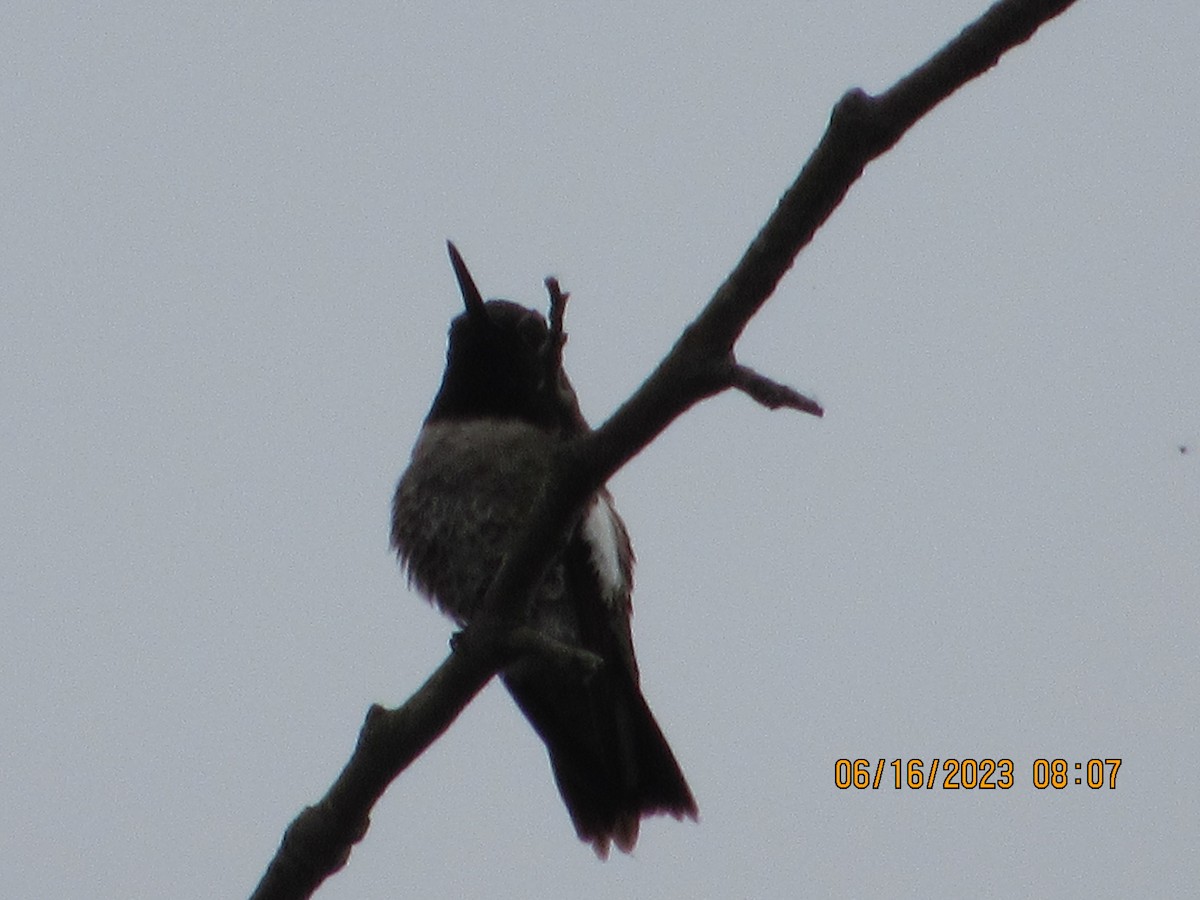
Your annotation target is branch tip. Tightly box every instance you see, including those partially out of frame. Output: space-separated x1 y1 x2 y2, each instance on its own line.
729 363 824 417
544 275 569 341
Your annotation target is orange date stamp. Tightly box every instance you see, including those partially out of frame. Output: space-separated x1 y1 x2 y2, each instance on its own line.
833 758 1122 790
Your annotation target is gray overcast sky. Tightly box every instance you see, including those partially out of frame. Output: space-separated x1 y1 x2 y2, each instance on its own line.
3 2 1197 897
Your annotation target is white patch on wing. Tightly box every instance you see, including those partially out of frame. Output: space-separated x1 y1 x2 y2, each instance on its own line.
582 497 626 601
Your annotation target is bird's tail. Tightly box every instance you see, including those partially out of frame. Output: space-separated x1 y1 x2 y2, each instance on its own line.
502 660 697 858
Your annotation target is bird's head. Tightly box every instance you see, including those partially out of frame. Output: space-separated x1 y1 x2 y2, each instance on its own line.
425 243 586 432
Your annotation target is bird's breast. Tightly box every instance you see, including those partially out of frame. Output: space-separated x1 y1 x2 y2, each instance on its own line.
391 418 559 622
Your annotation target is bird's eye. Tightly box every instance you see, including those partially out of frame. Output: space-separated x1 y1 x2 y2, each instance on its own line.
517 316 546 348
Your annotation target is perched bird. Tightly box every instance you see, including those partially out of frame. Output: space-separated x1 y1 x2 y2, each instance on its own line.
391 243 696 857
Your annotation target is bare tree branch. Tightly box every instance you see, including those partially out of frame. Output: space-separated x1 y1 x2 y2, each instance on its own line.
250 2 1080 896
729 362 825 415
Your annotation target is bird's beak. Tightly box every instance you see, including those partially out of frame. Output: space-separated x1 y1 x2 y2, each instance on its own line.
447 241 488 322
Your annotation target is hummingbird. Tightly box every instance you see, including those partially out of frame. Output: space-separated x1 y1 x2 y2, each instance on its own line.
391 243 696 857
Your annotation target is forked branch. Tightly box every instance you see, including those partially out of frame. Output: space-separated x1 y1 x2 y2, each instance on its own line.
250 2 1081 897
